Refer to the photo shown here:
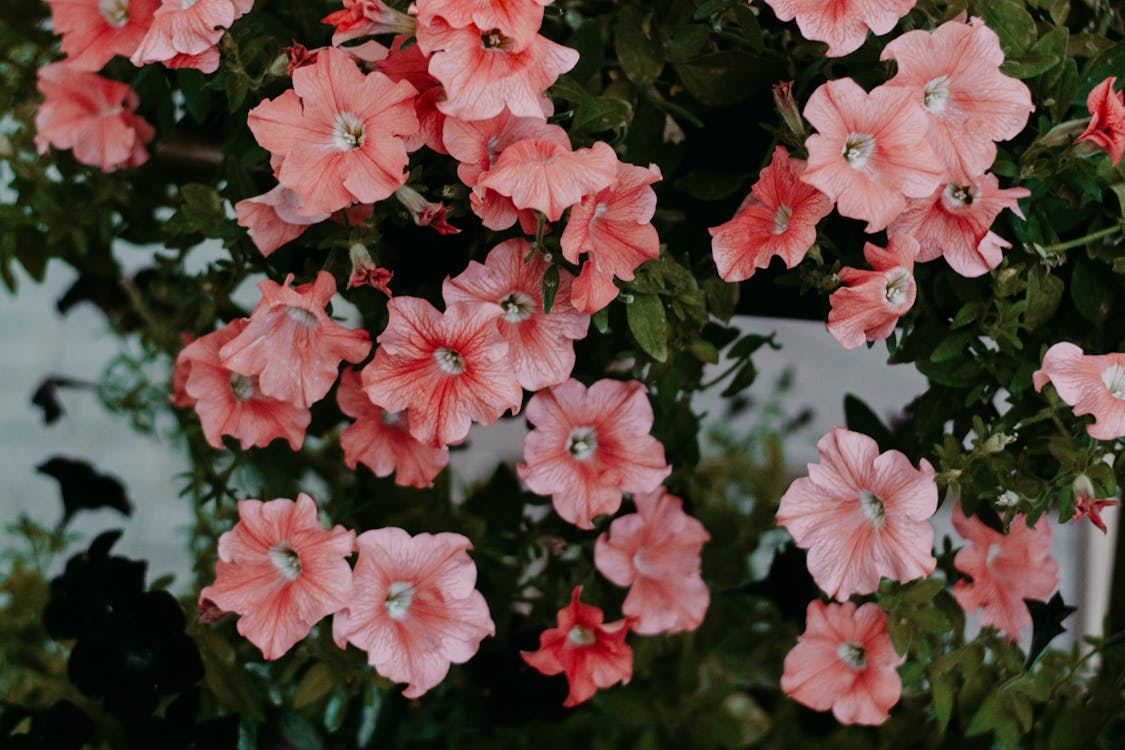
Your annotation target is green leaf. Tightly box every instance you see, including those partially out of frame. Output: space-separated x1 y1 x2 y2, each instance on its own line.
293 662 335 709
615 7 664 86
1024 265 1064 327
1070 255 1115 324
979 0 1037 56
844 394 897 452
720 360 758 397
673 170 747 200
592 306 610 334
932 670 956 730
541 264 559 314
627 293 669 362
674 52 767 107
1078 42 1125 100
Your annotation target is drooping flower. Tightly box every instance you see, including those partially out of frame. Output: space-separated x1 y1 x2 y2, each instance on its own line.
247 47 419 214
951 504 1058 642
517 378 672 529
827 236 919 349
521 586 633 707
394 185 461 234
709 146 834 282
762 0 915 58
443 239 590 390
594 489 710 635
887 174 1029 278
415 0 550 48
1033 342 1125 441
776 427 938 600
332 528 494 698
234 185 332 257
35 63 154 172
801 78 945 233
1077 77 1125 166
219 271 372 409
129 0 248 69
321 0 415 46
781 600 904 725
199 494 355 660
347 244 394 294
44 0 160 71
361 297 523 448
1073 495 1119 535
336 368 449 488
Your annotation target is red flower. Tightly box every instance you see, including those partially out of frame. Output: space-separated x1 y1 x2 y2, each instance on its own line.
1077 77 1125 166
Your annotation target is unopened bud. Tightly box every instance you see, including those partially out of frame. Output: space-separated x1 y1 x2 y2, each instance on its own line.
996 490 1021 508
772 81 806 138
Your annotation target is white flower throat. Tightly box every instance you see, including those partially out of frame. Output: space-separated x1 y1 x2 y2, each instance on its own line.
99 0 130 26
842 133 875 169
333 113 366 151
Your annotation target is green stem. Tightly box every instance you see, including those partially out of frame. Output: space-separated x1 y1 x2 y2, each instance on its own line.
1035 224 1124 254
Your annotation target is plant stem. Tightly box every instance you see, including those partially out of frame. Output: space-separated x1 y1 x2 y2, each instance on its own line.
1034 224 1124 254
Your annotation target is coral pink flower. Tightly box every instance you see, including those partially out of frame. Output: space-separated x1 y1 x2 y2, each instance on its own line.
234 185 331 257
887 174 1029 277
415 0 550 48
443 239 590 390
336 368 450 488
199 494 355 660
517 378 672 529
45 0 159 71
179 320 311 451
1077 77 1125 166
1033 342 1125 441
521 586 633 707
129 0 246 67
163 45 220 73
35 63 154 172
347 244 394 294
1073 495 1118 535
571 262 620 314
169 333 196 408
332 528 494 698
247 47 419 214
781 600 904 725
709 146 834 282
321 0 415 45
827 236 919 349
594 489 710 635
219 271 372 409
361 297 523 448
375 36 448 154
776 427 938 600
762 0 915 58
394 185 461 234
882 17 1034 182
801 78 944 233
951 504 1058 642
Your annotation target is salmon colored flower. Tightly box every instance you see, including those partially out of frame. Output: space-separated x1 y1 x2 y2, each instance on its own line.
415 0 550 48
247 47 419 214
521 586 633 707
827 236 919 349
129 0 247 68
333 528 494 698
1073 495 1119 534
394 185 461 234
777 427 938 600
594 489 710 635
762 0 915 58
443 239 589 390
169 333 196 408
163 45 220 73
45 0 159 71
1033 342 1125 441
781 600 904 725
1077 77 1125 166
235 185 331 257
709 146 833 282
361 297 523 448
801 78 944 233
951 504 1058 642
220 271 372 409
887 174 1029 277
321 0 415 46
199 494 355 660
179 320 311 451
571 262 619 314
35 63 154 172
336 369 449 488
347 244 394 294
517 378 672 529
375 36 447 154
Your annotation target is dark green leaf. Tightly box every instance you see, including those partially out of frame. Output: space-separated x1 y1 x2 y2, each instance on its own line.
615 7 664 86
627 293 669 362
541 264 559 314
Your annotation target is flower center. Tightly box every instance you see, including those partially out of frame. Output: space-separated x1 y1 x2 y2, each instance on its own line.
333 112 366 151
229 373 256 401
384 581 415 620
284 306 319 328
498 290 534 323
593 201 609 219
986 542 1002 567
381 409 405 427
181 0 199 8
1102 364 1125 399
837 642 867 670
943 183 974 207
858 489 886 528
842 133 875 168
923 76 952 113
566 427 598 460
567 625 596 646
434 347 466 375
773 203 792 235
98 0 130 26
268 544 302 581
884 269 912 307
480 28 512 51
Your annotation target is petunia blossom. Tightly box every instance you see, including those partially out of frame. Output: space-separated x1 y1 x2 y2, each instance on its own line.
951 504 1058 642
415 0 550 48
762 0 915 58
1077 77 1125 166
219 271 372 409
443 239 590 390
594 489 711 635
827 236 919 349
333 528 494 698
1033 342 1125 441
570 262 620 314
709 146 833 282
129 0 248 68
375 36 447 154
321 0 415 46
517 378 672 529
781 600 904 725
44 0 160 71
199 494 355 660
521 586 633 707
234 185 331 257
776 427 938 600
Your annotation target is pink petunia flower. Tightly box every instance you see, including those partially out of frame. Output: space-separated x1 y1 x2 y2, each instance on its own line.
521 586 633 707
594 489 710 635
1073 495 1119 535
762 0 915 58
887 174 1029 278
361 297 523 448
321 0 415 46
801 78 945 233
827 236 919 349
415 0 551 48
443 239 590 390
776 427 938 600
129 0 248 68
247 47 419 215
709 146 834 282
375 36 448 154
517 378 672 529
394 185 461 234
1077 77 1125 166
234 185 331 257
45 0 159 71
219 271 372 409
951 504 1058 642
347 244 394 294
1033 342 1125 441
781 600 904 725
199 494 355 660
570 262 620 314
35 63 154 172
163 45 221 73
336 368 449 488
332 528 494 698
